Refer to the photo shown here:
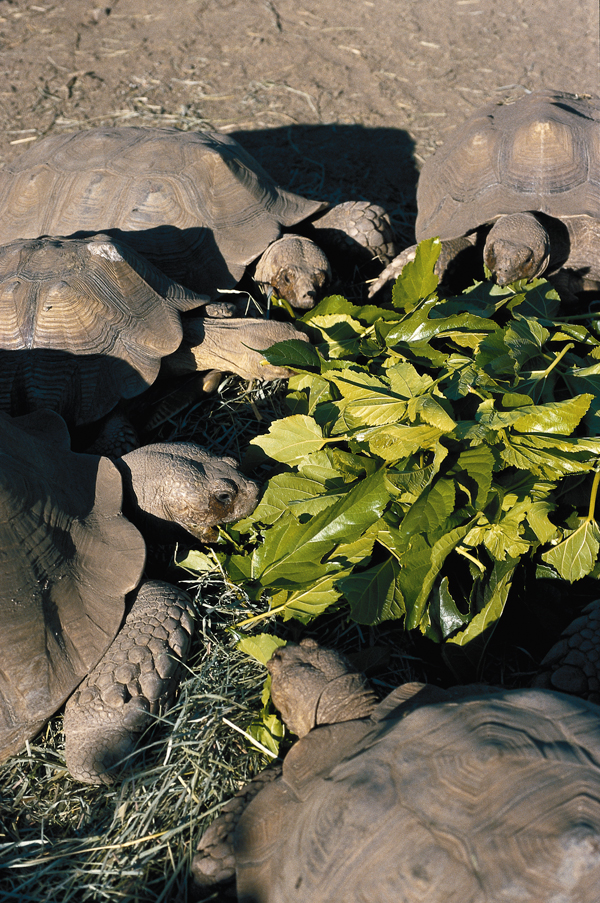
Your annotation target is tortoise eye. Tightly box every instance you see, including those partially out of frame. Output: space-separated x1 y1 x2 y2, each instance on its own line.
213 486 237 506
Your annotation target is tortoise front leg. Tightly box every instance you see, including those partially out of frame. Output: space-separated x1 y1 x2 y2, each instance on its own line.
167 316 311 382
63 581 194 784
532 599 600 703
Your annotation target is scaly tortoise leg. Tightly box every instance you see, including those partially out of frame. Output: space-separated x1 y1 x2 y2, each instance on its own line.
63 580 195 784
311 199 397 266
532 599 600 703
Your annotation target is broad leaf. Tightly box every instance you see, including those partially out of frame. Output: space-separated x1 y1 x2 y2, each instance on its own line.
251 470 392 584
249 414 326 465
339 557 404 625
262 338 322 370
391 237 440 311
237 634 287 666
541 518 600 581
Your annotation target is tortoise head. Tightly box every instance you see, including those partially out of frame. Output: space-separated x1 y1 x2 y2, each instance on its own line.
118 441 260 542
483 212 552 285
267 639 377 737
254 235 331 310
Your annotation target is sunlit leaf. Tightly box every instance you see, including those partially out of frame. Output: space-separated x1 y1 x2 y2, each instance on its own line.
237 634 287 666
541 518 600 581
181 237 600 661
391 237 440 311
262 337 322 370
249 414 326 465
252 469 392 585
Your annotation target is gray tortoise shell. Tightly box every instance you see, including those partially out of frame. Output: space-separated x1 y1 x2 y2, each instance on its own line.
0 235 206 425
234 683 600 902
416 90 600 243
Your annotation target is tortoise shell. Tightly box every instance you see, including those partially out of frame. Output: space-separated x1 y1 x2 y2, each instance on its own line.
0 127 326 297
234 684 600 902
0 234 205 425
416 90 600 243
0 410 146 762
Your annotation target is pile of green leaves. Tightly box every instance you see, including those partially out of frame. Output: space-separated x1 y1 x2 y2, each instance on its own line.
182 239 600 667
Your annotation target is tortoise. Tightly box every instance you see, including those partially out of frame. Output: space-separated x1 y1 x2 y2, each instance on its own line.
0 408 260 784
0 126 396 310
370 90 600 298
192 637 600 901
0 233 306 449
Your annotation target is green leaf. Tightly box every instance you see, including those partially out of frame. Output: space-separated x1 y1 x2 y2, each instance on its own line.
386 360 434 398
175 548 219 574
464 512 530 560
475 395 592 436
408 395 456 430
443 559 518 677
515 278 561 319
287 373 334 416
402 523 474 630
541 518 600 581
339 557 404 625
249 414 326 465
246 711 285 756
451 445 495 508
237 634 287 666
277 572 346 622
358 422 445 462
298 447 374 483
209 262 600 651
526 500 558 544
500 433 600 478
243 471 343 526
513 394 592 435
301 293 362 322
400 478 456 538
391 237 440 311
426 576 469 642
326 369 408 427
251 469 392 585
503 314 550 368
261 338 322 370
302 313 364 359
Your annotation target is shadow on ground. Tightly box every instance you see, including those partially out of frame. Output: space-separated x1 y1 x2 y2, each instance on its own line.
233 124 418 244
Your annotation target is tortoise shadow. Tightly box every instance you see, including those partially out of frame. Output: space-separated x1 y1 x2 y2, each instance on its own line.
231 123 419 243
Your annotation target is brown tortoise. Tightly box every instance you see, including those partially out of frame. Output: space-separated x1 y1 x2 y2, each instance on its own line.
0 409 259 784
0 127 395 310
370 90 600 298
193 637 600 902
0 233 306 448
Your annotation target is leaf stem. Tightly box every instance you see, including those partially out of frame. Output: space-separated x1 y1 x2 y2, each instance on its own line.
587 468 600 523
234 603 288 628
221 717 280 759
536 342 574 379
455 546 486 574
